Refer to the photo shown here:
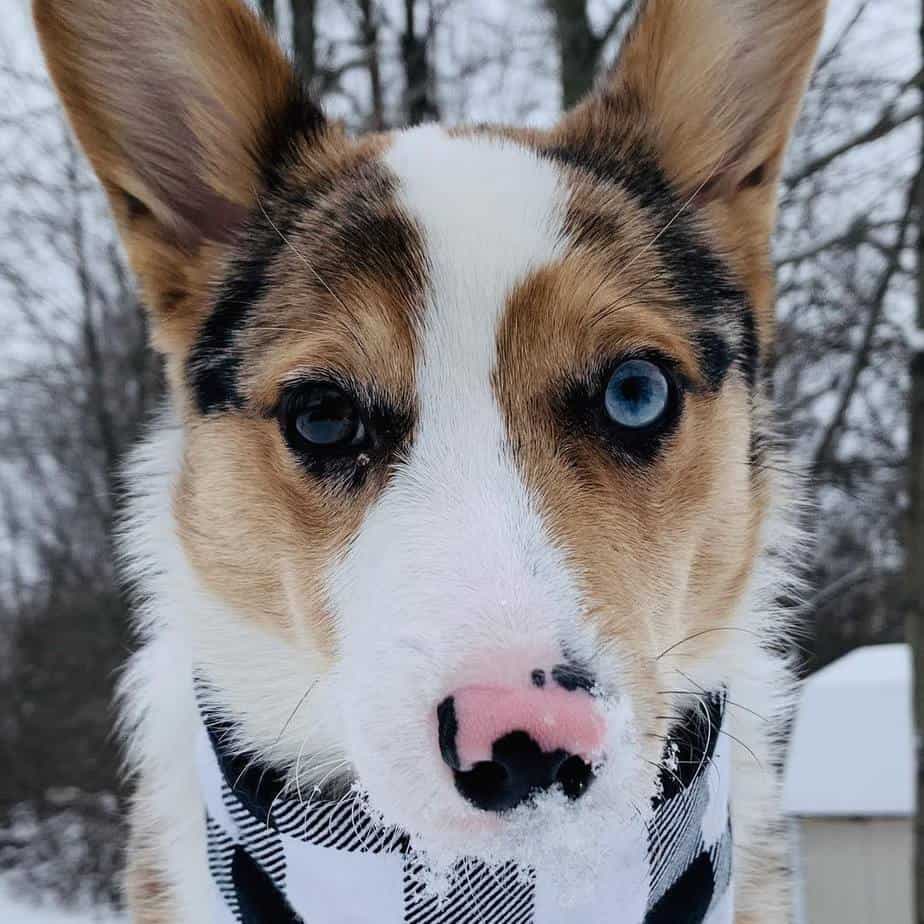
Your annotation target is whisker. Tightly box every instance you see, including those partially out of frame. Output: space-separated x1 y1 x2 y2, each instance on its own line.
293 736 314 806
590 270 672 325
307 760 350 810
631 798 665 861
461 858 485 916
718 729 763 768
297 753 347 782
231 753 264 795
657 689 768 724
349 789 375 851
655 626 762 660
265 784 289 833
274 680 319 749
690 692 715 781
256 194 355 319
605 161 725 291
672 668 770 723
643 757 684 792
327 785 358 838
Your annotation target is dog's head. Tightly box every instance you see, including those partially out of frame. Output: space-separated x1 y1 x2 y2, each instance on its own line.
36 0 826 871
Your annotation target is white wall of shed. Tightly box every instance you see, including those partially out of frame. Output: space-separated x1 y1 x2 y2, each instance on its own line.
793 817 911 924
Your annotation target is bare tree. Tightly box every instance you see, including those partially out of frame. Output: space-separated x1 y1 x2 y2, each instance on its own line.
0 62 161 905
546 0 633 108
401 0 440 124
292 0 319 82
357 0 386 130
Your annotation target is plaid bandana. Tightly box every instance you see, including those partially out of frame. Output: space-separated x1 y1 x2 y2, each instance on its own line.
196 691 732 924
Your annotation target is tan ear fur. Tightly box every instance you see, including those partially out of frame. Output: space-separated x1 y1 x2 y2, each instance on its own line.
555 0 827 332
606 0 827 201
33 0 325 340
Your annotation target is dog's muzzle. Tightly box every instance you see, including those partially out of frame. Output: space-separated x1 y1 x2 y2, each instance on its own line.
195 681 733 923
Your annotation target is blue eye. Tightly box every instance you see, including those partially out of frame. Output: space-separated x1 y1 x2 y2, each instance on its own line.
604 359 671 429
283 383 367 452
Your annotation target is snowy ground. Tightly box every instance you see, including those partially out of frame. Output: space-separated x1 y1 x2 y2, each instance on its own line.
0 881 123 924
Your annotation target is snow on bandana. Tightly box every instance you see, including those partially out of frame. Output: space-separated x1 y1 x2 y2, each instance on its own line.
195 689 732 923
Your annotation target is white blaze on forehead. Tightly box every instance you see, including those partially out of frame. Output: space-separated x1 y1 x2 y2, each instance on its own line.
385 125 564 457
350 123 580 656
330 125 587 683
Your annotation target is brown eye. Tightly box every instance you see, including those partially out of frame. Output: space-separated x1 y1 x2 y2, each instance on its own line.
282 383 367 452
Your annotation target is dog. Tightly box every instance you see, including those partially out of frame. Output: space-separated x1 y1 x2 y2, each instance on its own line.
34 0 827 920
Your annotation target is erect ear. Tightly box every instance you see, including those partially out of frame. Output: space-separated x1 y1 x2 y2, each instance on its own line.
559 0 827 226
34 0 326 343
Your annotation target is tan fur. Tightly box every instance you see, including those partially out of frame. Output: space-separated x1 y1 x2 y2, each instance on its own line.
123 783 180 924
596 0 825 199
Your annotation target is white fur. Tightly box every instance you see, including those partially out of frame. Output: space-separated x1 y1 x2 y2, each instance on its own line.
118 415 213 920
118 413 343 916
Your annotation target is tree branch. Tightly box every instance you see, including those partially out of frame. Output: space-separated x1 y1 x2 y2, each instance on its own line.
788 105 922 188
597 0 634 48
787 78 923 187
811 173 919 475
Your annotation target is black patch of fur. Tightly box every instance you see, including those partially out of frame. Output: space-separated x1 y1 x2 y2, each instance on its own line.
188 160 424 417
186 75 327 414
258 81 327 195
693 331 732 393
205 712 287 825
653 691 724 807
293 167 427 301
551 663 595 693
187 208 288 414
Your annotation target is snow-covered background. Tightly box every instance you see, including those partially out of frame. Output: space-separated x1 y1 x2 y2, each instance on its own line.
0 0 918 917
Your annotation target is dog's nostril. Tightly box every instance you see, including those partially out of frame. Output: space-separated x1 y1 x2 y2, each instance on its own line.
555 753 595 800
437 696 461 770
450 730 595 813
453 759 511 811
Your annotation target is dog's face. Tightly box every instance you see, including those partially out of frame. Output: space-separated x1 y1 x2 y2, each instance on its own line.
36 0 825 867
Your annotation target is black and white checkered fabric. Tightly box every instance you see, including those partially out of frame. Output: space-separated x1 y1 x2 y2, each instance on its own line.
196 691 732 923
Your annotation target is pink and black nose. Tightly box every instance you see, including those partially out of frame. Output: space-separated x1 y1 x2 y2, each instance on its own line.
437 665 605 813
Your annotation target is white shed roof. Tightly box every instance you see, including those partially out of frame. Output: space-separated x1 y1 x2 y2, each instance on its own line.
782 644 914 817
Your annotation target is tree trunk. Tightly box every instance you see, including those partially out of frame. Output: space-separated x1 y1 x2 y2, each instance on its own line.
291 0 318 84
358 0 385 130
546 0 601 109
546 0 634 109
401 0 439 126
911 7 924 924
258 0 276 30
